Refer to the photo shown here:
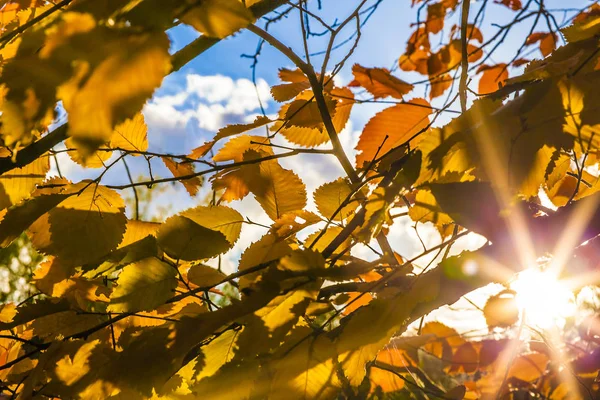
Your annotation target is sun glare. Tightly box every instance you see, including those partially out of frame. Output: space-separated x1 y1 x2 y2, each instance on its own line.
510 269 577 329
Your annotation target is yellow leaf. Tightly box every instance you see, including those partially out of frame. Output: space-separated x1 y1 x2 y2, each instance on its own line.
65 137 112 169
355 98 431 168
273 87 354 147
0 152 49 210
253 158 307 220
284 96 335 129
156 205 242 261
54 17 171 152
0 182 72 247
0 303 16 323
28 183 127 265
313 178 359 221
110 113 148 154
562 15 600 43
182 0 254 39
108 257 177 313
118 219 160 248
214 115 272 141
213 135 272 163
506 352 549 382
187 264 226 288
55 340 100 386
180 205 243 245
270 210 321 239
483 290 519 329
369 366 405 393
189 140 216 160
408 189 453 233
238 233 292 289
194 328 240 381
271 81 311 102
305 226 350 253
161 157 203 197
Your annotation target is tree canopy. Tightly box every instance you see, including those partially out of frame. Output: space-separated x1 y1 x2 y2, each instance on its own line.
0 0 600 399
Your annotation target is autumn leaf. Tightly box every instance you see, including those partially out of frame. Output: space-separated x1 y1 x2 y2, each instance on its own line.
186 264 226 288
108 257 178 313
313 178 360 221
355 98 432 168
478 64 509 94
161 157 203 197
0 151 49 209
28 183 127 266
349 64 413 99
526 32 557 57
495 0 522 10
156 205 242 261
110 113 148 154
181 0 254 39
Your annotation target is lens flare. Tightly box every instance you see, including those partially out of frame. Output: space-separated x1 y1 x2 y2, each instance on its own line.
510 269 576 329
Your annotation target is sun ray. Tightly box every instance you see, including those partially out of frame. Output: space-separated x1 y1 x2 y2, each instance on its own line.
546 194 600 277
470 104 538 272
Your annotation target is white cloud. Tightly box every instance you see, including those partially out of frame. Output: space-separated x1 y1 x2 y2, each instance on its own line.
143 74 272 149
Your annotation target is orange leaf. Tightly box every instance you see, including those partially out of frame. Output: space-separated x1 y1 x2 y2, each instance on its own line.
162 157 203 196
494 0 521 10
430 74 452 99
477 64 508 94
349 64 413 99
426 2 446 34
355 98 431 168
450 342 479 373
369 366 405 393
188 141 215 160
526 32 557 57
507 352 549 382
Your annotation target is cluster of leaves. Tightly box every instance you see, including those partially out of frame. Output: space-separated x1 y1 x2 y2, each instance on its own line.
0 0 599 399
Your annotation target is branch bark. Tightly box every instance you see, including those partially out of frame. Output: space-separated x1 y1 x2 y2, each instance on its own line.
459 0 471 112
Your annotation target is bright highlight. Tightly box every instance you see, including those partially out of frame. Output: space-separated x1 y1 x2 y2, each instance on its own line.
510 269 576 329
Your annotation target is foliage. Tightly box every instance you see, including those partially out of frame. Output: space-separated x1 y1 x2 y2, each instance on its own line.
0 0 599 399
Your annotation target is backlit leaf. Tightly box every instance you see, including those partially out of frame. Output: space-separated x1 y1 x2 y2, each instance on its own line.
108 257 177 313
313 178 358 221
0 151 49 210
187 264 226 288
110 113 148 154
156 205 241 261
161 157 203 197
29 183 127 266
478 64 509 94
355 98 431 168
349 64 413 99
181 0 254 39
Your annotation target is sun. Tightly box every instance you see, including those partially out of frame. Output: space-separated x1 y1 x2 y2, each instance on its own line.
510 269 577 329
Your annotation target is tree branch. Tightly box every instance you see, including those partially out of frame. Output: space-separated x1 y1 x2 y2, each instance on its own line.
459 0 471 112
